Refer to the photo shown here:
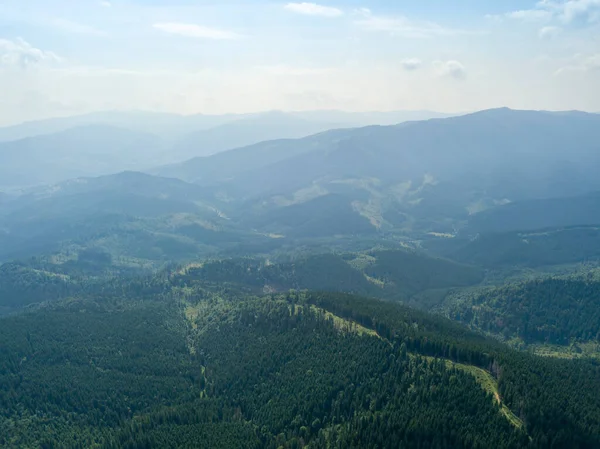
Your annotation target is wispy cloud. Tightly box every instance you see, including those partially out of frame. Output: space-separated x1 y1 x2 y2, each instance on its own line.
400 58 423 70
352 8 372 16
0 38 61 69
490 0 600 25
555 53 600 75
559 0 600 23
355 10 471 38
257 65 334 76
539 25 562 38
49 18 105 36
506 9 553 21
99 1 111 7
284 3 343 17
153 23 241 40
433 60 467 79
485 10 551 22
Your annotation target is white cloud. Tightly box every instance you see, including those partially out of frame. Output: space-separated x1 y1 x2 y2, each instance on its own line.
355 11 469 38
153 23 241 40
484 14 504 22
433 60 467 79
555 53 600 74
352 8 371 16
0 38 61 69
284 3 343 17
539 25 562 38
506 9 553 21
561 0 600 23
49 18 106 36
492 0 600 25
486 9 551 22
257 65 334 76
400 58 422 71
586 54 600 69
100 1 111 7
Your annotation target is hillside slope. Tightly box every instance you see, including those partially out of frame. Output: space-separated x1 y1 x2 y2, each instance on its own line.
466 192 600 234
156 109 600 235
0 125 165 188
442 274 600 345
2 270 600 448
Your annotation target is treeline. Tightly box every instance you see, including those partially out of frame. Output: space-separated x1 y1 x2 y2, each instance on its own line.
0 248 483 312
182 249 482 301
445 277 600 344
302 292 600 448
193 298 528 449
451 227 600 269
0 291 527 449
2 261 600 447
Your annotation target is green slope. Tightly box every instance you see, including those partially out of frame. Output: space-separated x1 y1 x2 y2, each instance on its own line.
180 249 483 303
466 192 600 234
451 227 600 269
442 275 600 345
3 273 600 448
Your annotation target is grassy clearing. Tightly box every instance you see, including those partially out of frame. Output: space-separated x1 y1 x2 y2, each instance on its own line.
531 342 600 360
183 298 525 431
422 355 524 430
451 362 523 430
176 262 205 276
427 232 455 238
346 253 377 271
316 307 524 431
314 306 380 338
184 305 200 330
364 274 385 288
292 305 381 339
352 199 384 229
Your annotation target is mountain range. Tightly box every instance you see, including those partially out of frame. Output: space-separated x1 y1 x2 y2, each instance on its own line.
155 108 600 234
0 109 452 189
4 107 600 448
2 108 600 265
0 109 455 143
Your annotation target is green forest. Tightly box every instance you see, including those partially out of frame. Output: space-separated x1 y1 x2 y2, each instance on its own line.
3 70 600 449
2 261 600 449
443 275 600 345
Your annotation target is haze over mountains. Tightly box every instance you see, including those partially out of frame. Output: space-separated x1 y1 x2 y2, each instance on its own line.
4 106 600 448
6 0 600 445
1 107 600 266
0 109 453 189
0 109 455 143
155 108 600 234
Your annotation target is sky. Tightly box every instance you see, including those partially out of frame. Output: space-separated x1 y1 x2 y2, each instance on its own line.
0 0 599 125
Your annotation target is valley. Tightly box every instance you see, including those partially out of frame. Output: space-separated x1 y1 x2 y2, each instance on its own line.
2 108 600 448
5 0 600 444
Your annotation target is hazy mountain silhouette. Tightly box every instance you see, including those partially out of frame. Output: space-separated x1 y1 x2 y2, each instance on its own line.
0 125 165 188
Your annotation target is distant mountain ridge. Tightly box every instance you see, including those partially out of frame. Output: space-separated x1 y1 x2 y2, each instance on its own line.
169 111 343 160
465 191 600 234
0 109 454 142
154 108 600 235
0 125 166 188
0 109 453 189
3 108 600 264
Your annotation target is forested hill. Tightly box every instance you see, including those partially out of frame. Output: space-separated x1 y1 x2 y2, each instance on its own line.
466 192 600 234
448 227 600 269
0 249 484 312
4 110 600 267
2 267 600 448
443 275 600 345
181 250 483 300
3 108 600 448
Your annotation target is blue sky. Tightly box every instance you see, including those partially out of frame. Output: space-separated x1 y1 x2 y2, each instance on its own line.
0 0 599 125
